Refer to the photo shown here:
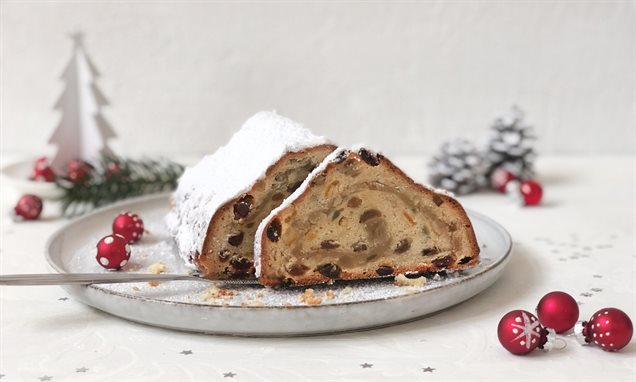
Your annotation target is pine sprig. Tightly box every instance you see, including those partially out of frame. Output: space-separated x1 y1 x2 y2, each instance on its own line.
55 155 184 217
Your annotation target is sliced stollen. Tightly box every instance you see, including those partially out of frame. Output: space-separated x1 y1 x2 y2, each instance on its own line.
255 147 480 287
166 111 336 279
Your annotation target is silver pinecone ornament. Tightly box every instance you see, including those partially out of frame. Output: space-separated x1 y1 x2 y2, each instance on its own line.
428 139 486 195
484 106 536 179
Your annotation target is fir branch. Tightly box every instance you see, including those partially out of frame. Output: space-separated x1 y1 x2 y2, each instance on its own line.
55 155 184 217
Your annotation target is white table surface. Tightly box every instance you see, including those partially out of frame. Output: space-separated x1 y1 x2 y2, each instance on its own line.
1 155 634 382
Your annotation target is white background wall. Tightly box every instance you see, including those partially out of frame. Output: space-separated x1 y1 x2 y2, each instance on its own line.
1 1 634 159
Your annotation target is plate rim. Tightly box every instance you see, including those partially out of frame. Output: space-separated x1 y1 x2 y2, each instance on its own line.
45 192 513 310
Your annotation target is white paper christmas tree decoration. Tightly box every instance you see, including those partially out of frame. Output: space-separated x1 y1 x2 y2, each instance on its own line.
49 32 116 173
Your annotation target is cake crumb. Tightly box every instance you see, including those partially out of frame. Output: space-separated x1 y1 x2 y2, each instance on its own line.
148 281 161 287
341 286 354 296
394 273 427 287
216 289 236 298
132 286 140 292
147 262 166 274
299 288 322 305
201 284 237 302
324 290 336 300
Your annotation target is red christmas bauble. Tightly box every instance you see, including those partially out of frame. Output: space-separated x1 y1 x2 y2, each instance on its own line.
536 291 579 333
498 310 555 355
105 162 122 178
67 159 93 184
576 308 633 352
30 157 55 182
96 234 131 270
14 194 43 220
491 168 517 193
112 212 144 243
520 180 543 206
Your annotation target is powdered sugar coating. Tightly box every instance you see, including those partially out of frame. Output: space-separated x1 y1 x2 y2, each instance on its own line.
254 145 459 277
166 111 329 269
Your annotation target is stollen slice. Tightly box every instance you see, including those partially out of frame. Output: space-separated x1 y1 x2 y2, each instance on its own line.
166 111 336 279
255 147 480 287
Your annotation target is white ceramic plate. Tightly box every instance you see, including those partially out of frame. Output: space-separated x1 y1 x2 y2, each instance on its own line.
46 193 512 336
1 159 63 199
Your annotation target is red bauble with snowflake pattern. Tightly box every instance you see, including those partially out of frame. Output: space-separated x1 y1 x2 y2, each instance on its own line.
575 308 633 352
536 291 579 333
112 212 144 243
14 194 43 220
498 310 555 355
66 159 93 184
30 157 56 182
96 234 131 270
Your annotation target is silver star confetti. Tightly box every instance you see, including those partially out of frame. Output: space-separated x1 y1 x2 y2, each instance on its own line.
76 367 88 373
223 372 236 378
39 377 53 382
422 367 435 373
180 350 193 355
360 363 373 368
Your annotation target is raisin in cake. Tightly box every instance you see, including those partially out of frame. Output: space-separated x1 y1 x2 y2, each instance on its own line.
255 147 480 287
166 111 336 279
